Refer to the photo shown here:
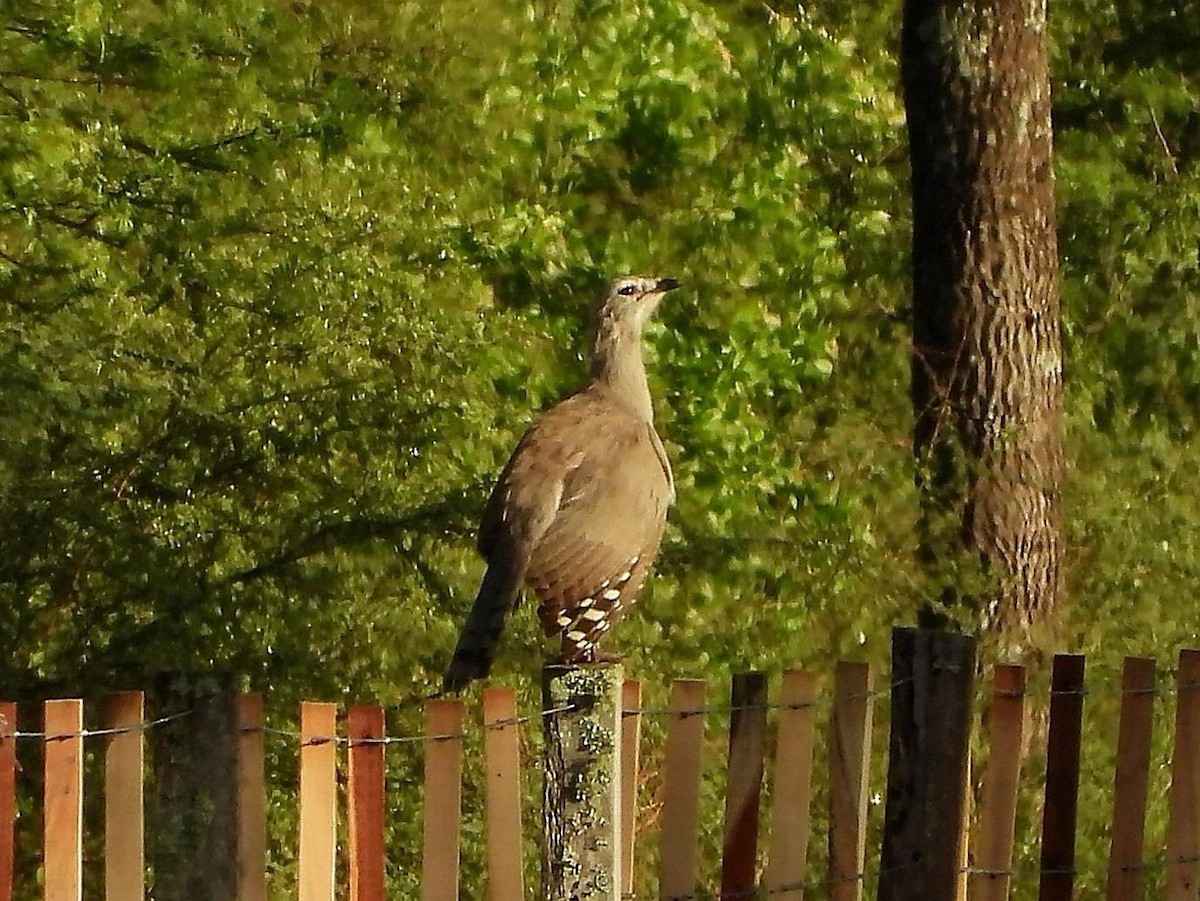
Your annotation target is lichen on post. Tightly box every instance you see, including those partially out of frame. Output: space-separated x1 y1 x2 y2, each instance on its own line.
542 661 624 901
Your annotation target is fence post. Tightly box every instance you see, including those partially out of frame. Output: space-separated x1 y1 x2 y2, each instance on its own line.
105 692 145 901
1106 657 1156 901
0 702 15 901
483 688 525 901
152 672 238 901
422 699 464 901
1166 648 1200 900
1039 654 1086 901
348 705 387 901
721 671 768 899
659 679 707 900
973 664 1028 901
542 662 623 901
829 662 875 901
299 702 339 901
44 699 83 901
237 693 268 901
878 627 976 901
765 670 818 901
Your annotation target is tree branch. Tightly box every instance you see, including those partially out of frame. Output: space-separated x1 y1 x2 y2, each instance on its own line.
225 489 483 586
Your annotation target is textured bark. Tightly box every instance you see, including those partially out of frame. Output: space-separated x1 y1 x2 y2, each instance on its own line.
902 0 1065 641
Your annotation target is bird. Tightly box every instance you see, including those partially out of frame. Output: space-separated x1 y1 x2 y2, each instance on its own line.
443 275 680 692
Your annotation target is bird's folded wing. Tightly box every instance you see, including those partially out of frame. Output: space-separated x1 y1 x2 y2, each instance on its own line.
477 392 671 621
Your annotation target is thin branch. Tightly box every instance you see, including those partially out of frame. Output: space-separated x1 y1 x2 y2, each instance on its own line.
1149 104 1179 180
225 491 482 586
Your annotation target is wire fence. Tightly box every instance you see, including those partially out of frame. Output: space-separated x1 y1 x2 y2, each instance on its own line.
3 651 1199 899
6 664 1199 744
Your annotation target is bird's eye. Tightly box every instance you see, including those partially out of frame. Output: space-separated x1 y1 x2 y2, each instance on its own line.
617 284 637 296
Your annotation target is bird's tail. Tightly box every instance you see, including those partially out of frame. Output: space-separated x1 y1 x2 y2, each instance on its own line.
442 559 524 693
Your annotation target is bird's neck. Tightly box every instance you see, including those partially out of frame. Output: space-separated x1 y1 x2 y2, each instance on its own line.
590 323 654 421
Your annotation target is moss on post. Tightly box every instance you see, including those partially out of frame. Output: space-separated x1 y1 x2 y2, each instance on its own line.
542 661 623 901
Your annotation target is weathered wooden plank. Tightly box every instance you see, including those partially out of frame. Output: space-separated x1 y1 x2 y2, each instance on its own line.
1039 654 1086 901
44 699 83 901
1106 657 1156 901
829 662 874 901
237 693 267 901
348 705 386 901
1167 649 1200 901
721 672 768 898
973 664 1027 901
659 678 707 900
0 702 15 901
878 628 976 901
483 688 524 901
105 692 144 901
765 670 817 901
422 699 464 901
298 702 338 901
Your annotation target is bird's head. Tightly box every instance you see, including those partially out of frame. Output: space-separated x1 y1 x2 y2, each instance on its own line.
596 275 681 334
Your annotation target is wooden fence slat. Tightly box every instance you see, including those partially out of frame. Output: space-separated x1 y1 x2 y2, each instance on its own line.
878 629 976 901
422 699 464 901
44 699 83 901
105 692 144 901
348 706 386 901
958 755 971 901
237 693 267 901
829 662 874 901
766 670 817 901
620 680 642 899
659 679 707 901
1166 648 1200 900
0 702 15 901
298 702 338 901
973 664 1027 901
482 689 523 901
721 672 768 899
1106 657 1156 901
1039 654 1086 901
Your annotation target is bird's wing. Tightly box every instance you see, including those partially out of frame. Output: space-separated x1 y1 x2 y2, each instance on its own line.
448 397 594 692
476 390 672 640
477 392 597 568
523 410 672 635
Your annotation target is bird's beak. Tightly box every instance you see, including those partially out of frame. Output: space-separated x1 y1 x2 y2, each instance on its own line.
655 278 681 293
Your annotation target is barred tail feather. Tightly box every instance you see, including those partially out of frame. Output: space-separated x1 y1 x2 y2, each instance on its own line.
442 559 524 692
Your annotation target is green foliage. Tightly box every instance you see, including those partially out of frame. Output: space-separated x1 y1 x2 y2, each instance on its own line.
2 0 1199 896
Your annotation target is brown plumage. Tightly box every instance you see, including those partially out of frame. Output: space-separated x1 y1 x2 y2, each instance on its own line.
443 276 678 692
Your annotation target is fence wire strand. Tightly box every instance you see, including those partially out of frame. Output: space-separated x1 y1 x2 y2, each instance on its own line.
5 709 192 741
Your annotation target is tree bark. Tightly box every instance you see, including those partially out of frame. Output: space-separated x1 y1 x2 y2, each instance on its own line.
903 0 1065 645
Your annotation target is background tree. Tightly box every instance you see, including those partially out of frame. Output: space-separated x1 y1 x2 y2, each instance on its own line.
901 0 1065 647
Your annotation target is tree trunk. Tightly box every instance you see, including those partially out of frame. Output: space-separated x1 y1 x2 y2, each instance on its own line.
902 0 1065 646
